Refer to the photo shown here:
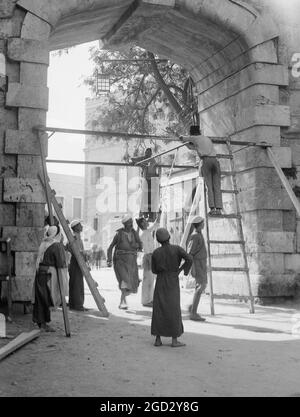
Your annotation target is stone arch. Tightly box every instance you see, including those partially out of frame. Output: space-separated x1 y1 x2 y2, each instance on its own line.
0 0 295 301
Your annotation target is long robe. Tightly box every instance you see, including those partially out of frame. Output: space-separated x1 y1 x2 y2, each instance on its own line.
32 242 65 325
151 243 192 337
107 228 142 294
187 232 208 285
68 233 85 310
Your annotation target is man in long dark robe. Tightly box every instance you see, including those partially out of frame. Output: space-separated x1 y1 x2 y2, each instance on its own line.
107 214 143 309
67 219 89 311
32 225 66 332
151 228 192 347
187 215 207 322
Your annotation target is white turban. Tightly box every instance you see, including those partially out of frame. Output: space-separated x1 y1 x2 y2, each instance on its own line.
190 215 204 224
121 214 133 224
70 219 83 229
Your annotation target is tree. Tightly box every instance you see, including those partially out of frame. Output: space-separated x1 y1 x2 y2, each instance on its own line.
84 46 199 152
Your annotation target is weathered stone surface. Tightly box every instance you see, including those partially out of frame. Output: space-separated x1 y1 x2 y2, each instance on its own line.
199 84 279 114
242 211 283 234
0 108 18 129
0 0 16 18
16 203 45 227
5 129 48 156
3 178 45 203
20 62 48 85
246 231 295 253
0 203 15 225
239 187 293 211
15 252 37 276
282 211 296 232
17 155 42 177
21 12 51 40
234 146 292 171
6 60 20 83
2 226 43 251
11 276 34 301
0 154 17 178
284 254 300 272
212 272 297 297
18 108 46 130
198 64 287 112
201 104 290 137
8 38 49 64
6 82 49 110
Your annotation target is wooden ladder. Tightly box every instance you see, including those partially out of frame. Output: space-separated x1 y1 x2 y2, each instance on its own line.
204 139 255 315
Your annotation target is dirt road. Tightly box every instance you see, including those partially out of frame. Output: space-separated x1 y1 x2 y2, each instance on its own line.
1 268 300 397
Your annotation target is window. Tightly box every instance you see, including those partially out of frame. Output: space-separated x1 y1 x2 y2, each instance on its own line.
91 166 102 185
73 198 82 219
93 217 98 231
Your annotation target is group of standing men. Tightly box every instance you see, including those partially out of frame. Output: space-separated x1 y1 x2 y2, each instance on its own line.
32 124 222 346
32 218 90 332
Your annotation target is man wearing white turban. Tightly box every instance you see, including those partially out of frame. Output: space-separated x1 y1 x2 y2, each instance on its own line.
186 215 207 321
32 225 67 332
107 214 143 309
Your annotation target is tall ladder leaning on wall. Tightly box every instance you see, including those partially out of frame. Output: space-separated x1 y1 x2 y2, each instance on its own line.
181 137 300 317
204 138 255 316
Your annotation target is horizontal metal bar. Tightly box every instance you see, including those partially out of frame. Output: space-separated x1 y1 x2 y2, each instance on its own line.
210 267 248 272
221 189 239 194
209 214 242 219
46 159 196 169
209 240 245 245
35 127 273 147
35 126 174 141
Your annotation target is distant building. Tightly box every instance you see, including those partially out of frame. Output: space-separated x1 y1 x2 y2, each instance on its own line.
48 172 92 247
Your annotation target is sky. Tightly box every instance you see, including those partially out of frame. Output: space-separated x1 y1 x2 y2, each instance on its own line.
47 41 98 176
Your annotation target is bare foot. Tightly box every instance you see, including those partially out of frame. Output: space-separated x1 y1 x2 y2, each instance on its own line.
171 341 186 348
190 314 206 322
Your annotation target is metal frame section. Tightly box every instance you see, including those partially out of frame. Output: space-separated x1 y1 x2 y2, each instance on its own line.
46 159 196 170
34 126 273 147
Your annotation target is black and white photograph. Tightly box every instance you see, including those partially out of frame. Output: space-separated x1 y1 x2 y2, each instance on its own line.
1 0 300 400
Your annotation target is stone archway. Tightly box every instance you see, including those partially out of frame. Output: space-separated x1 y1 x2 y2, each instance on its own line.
0 0 297 302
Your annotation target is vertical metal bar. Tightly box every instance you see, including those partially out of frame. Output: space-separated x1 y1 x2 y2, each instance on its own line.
226 140 255 314
204 182 215 315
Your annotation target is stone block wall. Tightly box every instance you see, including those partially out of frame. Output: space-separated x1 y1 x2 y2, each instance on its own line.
1 0 300 303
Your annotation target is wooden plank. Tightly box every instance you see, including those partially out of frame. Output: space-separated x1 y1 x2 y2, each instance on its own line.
45 184 109 317
0 330 40 362
2 227 44 251
6 82 49 110
3 178 46 203
7 38 49 65
16 203 45 227
267 147 300 217
5 129 48 156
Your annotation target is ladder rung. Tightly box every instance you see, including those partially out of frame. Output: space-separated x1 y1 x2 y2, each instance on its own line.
209 240 245 245
211 267 248 272
216 154 233 159
221 189 239 194
209 214 241 219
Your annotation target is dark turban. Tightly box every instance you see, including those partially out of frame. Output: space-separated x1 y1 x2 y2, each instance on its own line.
156 228 170 243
